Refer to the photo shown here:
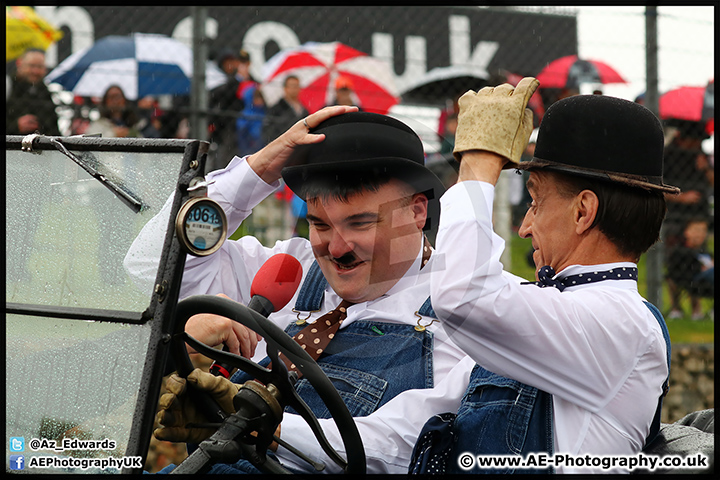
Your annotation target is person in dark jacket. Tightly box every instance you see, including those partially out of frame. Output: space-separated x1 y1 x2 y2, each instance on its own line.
6 48 60 136
207 49 257 173
262 75 308 144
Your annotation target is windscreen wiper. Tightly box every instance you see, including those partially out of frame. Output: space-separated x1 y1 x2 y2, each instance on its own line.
48 137 148 213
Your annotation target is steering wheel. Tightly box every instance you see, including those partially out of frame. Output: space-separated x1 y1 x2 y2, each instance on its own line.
168 294 366 474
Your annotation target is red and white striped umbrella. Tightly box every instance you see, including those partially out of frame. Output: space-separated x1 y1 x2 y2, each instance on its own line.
536 54 627 89
261 41 399 114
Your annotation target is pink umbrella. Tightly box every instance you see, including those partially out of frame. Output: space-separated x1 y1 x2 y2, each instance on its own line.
261 41 399 114
536 54 627 89
660 81 714 134
659 82 714 122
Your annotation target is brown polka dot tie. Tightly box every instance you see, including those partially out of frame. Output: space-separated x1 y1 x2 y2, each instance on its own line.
279 300 354 377
278 236 432 378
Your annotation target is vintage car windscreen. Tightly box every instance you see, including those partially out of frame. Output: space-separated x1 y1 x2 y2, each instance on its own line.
6 139 189 473
7 147 180 309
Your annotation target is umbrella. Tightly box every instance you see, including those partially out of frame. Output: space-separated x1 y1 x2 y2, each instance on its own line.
536 54 627 89
660 81 714 135
6 6 63 61
659 82 714 122
400 65 489 104
44 33 227 101
261 41 399 114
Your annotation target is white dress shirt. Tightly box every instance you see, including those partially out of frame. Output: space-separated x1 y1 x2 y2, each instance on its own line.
431 180 669 474
124 156 473 474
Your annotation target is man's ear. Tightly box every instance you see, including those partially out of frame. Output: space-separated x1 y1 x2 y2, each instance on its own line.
411 193 429 230
575 190 599 235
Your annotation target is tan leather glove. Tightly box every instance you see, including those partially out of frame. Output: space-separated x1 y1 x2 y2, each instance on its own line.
154 368 239 443
453 77 540 165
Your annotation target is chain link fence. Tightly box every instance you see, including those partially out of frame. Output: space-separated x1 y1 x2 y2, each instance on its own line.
6 5 713 472
7 5 713 317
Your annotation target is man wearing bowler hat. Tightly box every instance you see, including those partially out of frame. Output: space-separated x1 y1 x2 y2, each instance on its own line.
420 78 677 473
124 106 475 473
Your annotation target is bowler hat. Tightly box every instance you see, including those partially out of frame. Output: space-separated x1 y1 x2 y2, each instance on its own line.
517 95 680 193
281 112 445 233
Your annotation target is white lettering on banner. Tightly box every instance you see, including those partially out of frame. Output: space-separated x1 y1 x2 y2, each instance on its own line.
36 8 499 94
35 6 95 67
172 16 219 50
449 15 499 72
372 33 427 93
243 21 301 81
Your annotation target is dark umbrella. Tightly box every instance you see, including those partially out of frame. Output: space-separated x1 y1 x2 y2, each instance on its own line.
400 65 489 104
536 54 627 89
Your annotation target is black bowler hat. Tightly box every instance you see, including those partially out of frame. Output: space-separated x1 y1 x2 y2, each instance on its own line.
281 112 445 233
517 95 680 193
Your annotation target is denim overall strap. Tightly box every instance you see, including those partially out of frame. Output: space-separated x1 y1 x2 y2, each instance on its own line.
294 260 327 312
409 297 554 474
418 296 436 319
642 301 671 449
445 365 554 474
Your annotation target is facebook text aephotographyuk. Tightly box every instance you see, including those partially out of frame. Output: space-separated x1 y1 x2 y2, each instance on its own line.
457 451 709 471
27 455 143 470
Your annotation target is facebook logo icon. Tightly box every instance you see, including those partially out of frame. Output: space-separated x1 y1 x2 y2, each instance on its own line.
9 455 25 470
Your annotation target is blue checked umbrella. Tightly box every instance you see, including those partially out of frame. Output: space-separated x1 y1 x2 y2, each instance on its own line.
45 33 227 100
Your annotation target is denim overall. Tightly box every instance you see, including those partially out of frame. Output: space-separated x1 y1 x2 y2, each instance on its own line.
196 260 435 474
408 300 670 475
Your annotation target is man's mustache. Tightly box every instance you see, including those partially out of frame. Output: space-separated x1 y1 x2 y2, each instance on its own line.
333 252 359 266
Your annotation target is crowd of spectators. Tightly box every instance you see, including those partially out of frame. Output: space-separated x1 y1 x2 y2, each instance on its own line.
6 47 714 321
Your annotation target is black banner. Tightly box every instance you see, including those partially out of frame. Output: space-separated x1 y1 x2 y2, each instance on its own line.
48 6 576 88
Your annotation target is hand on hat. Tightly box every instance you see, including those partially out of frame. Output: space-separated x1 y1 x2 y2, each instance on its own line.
247 105 358 184
453 76 539 166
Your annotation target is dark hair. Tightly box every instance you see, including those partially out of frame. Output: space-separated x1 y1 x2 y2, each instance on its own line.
299 170 413 205
683 215 709 229
284 75 300 87
99 85 139 126
552 171 667 261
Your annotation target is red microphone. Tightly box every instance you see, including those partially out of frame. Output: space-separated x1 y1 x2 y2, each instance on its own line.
209 253 303 378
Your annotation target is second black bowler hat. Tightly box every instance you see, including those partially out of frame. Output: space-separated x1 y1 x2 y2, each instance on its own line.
517 94 680 193
281 112 445 233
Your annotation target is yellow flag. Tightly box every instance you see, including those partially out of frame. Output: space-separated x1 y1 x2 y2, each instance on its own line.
6 6 64 61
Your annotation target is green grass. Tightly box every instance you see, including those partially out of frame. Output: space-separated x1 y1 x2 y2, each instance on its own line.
508 235 714 345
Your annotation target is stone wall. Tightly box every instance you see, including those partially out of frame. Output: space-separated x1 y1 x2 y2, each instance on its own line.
662 343 714 424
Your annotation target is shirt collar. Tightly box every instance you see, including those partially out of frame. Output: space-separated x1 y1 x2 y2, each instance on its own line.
556 262 639 290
